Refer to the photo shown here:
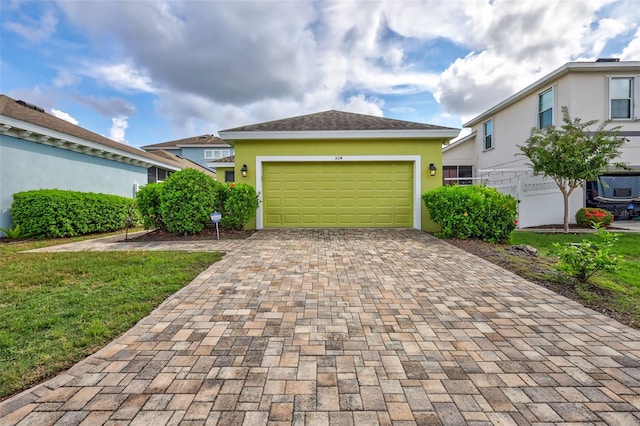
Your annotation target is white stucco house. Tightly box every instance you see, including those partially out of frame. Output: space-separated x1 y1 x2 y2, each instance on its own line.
443 59 640 228
0 94 214 233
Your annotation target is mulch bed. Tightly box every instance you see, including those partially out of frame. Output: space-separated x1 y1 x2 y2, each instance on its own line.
127 226 256 241
446 238 636 329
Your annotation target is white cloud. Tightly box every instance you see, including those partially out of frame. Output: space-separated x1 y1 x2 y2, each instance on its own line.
50 108 79 125
11 0 636 141
620 28 640 60
343 94 384 116
53 70 79 88
88 63 155 93
5 9 57 43
109 117 128 143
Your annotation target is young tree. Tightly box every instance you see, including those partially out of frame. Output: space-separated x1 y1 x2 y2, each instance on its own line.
518 107 627 232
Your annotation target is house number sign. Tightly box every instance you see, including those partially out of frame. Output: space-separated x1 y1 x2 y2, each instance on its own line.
334 156 343 160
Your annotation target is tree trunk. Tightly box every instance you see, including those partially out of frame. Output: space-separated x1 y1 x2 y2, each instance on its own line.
563 191 570 233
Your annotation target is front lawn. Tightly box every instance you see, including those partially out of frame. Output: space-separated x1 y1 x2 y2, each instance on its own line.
0 236 221 400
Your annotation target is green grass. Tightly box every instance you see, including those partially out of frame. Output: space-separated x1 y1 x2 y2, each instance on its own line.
0 234 222 400
510 230 640 326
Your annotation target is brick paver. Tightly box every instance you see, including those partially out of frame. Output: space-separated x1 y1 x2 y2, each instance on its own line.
2 229 640 425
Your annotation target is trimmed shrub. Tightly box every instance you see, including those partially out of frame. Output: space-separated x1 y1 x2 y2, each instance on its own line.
422 185 517 243
136 182 164 230
220 183 260 231
575 207 613 228
11 189 137 238
550 224 620 282
159 169 220 235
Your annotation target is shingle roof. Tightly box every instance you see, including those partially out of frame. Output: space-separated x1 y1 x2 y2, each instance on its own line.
145 150 216 177
221 110 458 132
214 155 235 163
0 94 164 164
141 134 229 149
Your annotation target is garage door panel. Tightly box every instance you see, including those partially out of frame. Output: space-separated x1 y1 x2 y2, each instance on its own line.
263 161 413 228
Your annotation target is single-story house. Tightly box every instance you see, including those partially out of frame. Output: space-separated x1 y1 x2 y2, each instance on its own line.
219 110 459 231
0 94 211 232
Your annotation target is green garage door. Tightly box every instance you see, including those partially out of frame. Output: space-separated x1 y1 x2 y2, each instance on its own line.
263 161 413 227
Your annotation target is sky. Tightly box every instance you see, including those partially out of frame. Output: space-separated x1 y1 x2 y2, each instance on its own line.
1 0 639 148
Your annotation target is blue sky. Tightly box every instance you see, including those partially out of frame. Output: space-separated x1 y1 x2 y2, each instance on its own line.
2 0 639 148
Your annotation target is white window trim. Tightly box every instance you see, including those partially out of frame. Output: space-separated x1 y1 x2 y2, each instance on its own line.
255 155 422 230
204 149 215 159
538 87 554 129
482 119 493 151
607 75 639 120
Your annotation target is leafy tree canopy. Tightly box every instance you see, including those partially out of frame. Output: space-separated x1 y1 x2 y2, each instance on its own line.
518 106 627 232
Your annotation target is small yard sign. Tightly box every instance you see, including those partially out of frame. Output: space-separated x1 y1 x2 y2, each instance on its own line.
210 212 222 239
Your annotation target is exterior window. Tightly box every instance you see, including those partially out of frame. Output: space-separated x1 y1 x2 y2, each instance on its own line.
225 170 235 182
610 77 633 119
147 167 170 183
147 167 157 183
483 119 493 150
205 149 231 159
538 88 553 128
442 165 472 185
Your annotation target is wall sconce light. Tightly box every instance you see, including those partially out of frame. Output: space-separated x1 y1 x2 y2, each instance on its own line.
429 163 437 177
241 164 248 178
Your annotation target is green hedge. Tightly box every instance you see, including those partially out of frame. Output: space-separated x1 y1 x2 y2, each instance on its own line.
136 170 260 234
159 169 220 235
219 183 260 231
11 189 138 238
422 185 517 243
136 182 164 230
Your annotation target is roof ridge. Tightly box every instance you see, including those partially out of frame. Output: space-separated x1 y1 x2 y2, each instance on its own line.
221 109 459 133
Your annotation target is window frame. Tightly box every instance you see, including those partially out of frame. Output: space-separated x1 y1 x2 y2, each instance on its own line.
205 149 232 159
538 87 553 129
609 76 634 120
443 165 473 186
483 119 493 151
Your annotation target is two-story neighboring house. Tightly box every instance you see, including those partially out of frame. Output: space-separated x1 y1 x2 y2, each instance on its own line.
443 59 640 228
141 134 235 180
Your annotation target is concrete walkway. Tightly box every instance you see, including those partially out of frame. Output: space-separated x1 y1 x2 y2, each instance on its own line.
1 229 639 425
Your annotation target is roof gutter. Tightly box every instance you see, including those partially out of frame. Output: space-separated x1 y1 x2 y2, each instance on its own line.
1 115 180 171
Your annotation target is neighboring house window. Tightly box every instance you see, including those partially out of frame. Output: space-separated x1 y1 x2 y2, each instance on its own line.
204 149 232 159
538 88 553 129
610 77 633 119
443 165 473 186
483 119 493 150
147 167 156 183
225 170 235 182
147 167 171 183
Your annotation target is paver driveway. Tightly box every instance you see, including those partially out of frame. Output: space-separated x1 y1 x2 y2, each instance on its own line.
1 229 640 425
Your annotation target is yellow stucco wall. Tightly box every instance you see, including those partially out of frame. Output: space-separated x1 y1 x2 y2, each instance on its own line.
232 138 443 231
